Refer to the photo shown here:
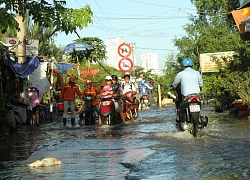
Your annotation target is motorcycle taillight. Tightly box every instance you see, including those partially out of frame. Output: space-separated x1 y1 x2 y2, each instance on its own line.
188 95 200 102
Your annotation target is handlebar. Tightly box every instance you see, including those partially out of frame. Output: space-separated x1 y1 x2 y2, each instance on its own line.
167 84 173 89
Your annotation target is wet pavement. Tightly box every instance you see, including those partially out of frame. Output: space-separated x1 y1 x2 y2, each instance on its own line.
1 105 250 179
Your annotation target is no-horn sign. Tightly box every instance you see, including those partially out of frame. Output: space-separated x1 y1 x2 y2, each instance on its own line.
117 42 132 57
118 58 134 72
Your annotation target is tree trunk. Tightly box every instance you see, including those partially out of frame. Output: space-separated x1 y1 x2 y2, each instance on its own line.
16 13 26 63
16 7 27 104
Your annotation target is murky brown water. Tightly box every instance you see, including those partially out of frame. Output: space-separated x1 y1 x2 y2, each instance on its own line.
1 105 250 179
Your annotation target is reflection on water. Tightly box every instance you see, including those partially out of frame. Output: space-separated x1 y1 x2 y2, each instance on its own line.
1 105 250 179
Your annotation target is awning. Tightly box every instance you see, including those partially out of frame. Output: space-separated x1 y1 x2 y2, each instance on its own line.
79 68 99 76
4 56 40 79
48 62 78 74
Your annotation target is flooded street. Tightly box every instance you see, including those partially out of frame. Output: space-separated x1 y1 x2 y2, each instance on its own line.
1 105 250 179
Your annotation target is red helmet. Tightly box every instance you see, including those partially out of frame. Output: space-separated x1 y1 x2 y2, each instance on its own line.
101 83 105 87
69 76 75 82
86 78 92 85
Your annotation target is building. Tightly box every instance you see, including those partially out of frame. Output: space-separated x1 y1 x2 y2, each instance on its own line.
105 37 124 69
141 53 159 73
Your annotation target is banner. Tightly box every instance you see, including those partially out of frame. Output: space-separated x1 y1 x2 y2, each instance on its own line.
232 7 250 34
5 37 39 55
199 51 234 73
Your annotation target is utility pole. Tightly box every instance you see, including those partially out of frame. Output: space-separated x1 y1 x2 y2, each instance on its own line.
16 4 26 63
130 43 136 77
16 3 28 104
49 57 56 122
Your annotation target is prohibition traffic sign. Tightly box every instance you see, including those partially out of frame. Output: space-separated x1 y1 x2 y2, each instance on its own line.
118 58 134 72
117 42 132 57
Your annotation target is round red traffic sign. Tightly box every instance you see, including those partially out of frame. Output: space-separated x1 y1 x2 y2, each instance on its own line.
9 39 16 44
117 43 132 57
118 58 134 72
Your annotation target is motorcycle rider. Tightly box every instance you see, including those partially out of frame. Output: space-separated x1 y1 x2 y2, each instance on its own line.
60 75 82 126
81 78 101 125
121 74 137 94
98 76 113 126
171 58 203 122
138 79 152 109
121 74 139 118
111 74 127 124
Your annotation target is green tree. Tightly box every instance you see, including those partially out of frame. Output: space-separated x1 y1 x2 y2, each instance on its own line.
1 0 93 62
173 0 250 108
73 37 107 64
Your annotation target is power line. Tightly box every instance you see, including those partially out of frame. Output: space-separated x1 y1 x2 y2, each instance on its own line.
73 0 100 37
92 16 190 20
124 0 197 11
94 0 121 38
137 47 178 51
75 0 116 38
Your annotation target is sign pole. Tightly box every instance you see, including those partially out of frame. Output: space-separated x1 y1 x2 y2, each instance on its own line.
130 43 136 77
50 57 55 122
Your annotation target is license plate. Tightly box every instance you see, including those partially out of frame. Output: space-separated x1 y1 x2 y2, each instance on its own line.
102 101 111 106
189 105 200 112
144 99 148 103
86 96 92 100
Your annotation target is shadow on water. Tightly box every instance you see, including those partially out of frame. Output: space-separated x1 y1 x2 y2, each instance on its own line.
1 105 250 179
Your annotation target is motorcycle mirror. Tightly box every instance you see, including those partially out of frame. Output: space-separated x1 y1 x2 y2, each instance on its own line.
167 84 173 89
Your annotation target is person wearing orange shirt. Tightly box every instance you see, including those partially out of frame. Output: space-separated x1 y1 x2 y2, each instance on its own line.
82 78 101 125
60 75 82 126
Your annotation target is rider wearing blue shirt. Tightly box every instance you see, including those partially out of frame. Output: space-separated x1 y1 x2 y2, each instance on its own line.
172 58 203 122
139 79 149 95
172 58 203 97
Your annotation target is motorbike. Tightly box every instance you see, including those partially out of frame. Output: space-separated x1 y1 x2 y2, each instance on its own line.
99 92 122 125
140 93 150 110
169 84 208 137
123 91 139 120
175 93 208 137
79 96 97 125
5 102 23 128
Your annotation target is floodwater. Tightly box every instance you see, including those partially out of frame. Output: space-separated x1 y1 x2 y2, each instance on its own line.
1 105 250 180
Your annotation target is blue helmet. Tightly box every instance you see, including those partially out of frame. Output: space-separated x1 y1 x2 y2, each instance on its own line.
141 79 145 85
182 58 193 67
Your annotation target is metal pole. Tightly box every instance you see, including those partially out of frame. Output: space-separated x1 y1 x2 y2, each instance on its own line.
50 57 55 122
130 43 136 77
158 83 162 109
0 67 4 107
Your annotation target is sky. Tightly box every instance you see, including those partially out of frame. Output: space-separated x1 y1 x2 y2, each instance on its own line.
54 0 197 69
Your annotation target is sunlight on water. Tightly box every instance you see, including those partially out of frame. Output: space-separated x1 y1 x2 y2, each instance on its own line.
1 105 250 179
154 130 195 141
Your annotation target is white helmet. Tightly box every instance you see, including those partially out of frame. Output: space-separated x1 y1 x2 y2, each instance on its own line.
105 76 112 81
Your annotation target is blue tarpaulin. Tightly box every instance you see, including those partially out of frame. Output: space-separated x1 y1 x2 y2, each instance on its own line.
61 42 94 55
54 62 77 74
4 56 40 79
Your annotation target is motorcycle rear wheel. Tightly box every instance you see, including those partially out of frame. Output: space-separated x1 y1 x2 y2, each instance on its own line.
85 111 95 125
191 113 200 137
101 115 113 125
130 109 137 120
15 112 22 128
